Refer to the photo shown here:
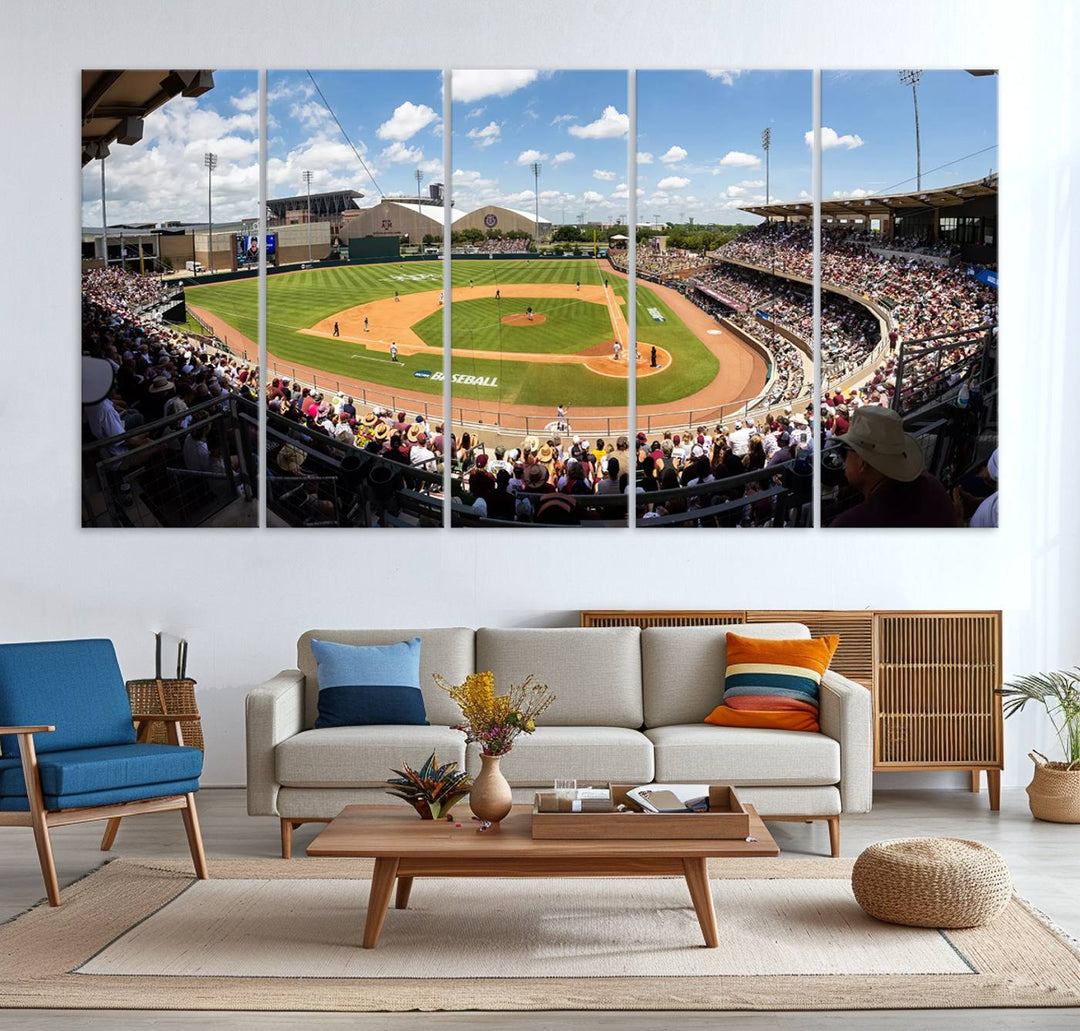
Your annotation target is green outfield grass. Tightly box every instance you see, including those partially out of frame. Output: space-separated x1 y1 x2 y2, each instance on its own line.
185 259 718 409
414 296 613 355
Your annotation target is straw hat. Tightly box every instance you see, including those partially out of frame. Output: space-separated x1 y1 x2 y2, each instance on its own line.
374 422 390 441
361 412 379 428
537 443 554 463
276 445 307 475
521 435 539 453
836 405 924 482
407 423 422 443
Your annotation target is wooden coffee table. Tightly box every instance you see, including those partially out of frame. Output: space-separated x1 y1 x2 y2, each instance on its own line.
306 803 779 949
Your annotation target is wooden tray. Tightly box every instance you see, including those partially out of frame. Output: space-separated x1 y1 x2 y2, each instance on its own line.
531 784 751 840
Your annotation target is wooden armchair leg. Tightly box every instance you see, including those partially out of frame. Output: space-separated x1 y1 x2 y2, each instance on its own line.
16 733 61 906
100 817 122 851
181 793 209 880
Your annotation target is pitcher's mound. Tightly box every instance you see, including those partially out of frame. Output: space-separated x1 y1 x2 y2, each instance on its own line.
502 313 546 326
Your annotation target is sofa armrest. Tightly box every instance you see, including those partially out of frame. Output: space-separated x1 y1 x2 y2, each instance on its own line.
245 670 304 816
819 668 873 813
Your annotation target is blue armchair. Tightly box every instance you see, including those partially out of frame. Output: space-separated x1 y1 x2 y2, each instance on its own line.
0 639 208 906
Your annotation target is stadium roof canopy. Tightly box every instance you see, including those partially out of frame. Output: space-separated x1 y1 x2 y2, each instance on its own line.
268 190 364 207
497 205 553 226
82 70 215 165
740 175 998 220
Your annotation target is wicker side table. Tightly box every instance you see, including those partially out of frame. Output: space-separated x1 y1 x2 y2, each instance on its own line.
852 837 1013 928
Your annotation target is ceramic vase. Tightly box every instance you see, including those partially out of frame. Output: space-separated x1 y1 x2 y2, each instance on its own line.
469 752 513 824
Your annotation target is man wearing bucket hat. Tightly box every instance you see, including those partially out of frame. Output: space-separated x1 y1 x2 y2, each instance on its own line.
829 406 957 528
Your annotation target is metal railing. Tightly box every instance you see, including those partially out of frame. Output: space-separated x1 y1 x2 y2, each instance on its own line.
892 324 996 417
82 394 258 528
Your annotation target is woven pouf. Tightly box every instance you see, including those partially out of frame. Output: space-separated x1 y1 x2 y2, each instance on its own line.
852 837 1013 928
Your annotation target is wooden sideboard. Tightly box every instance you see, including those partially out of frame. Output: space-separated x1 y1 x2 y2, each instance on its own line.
580 609 1003 809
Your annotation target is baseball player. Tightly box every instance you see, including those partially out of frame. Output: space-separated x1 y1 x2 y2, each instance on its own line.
390 341 398 363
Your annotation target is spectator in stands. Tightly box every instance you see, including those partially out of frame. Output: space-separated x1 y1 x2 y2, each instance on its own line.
828 406 957 528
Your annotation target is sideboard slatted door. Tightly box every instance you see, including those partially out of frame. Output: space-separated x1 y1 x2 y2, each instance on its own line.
579 611 745 629
874 612 1002 771
745 611 874 689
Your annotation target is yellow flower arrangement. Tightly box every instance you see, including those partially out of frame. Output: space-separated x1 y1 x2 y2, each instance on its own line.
434 670 554 756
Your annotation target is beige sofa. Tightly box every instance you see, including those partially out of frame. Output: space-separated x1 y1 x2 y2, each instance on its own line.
246 623 872 857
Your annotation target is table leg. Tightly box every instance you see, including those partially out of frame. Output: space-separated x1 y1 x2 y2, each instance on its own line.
395 876 414 910
363 857 399 949
970 769 981 793
682 856 718 948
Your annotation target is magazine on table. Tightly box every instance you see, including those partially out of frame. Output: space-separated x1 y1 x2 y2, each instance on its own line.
626 784 711 813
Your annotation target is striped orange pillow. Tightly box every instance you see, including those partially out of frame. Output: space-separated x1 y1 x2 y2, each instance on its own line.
704 633 839 733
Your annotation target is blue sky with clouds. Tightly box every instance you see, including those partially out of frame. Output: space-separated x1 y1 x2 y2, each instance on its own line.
266 70 444 205
451 70 628 223
81 70 258 226
637 70 812 226
822 70 998 199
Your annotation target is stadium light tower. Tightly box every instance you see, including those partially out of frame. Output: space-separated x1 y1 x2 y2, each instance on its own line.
898 70 923 191
302 170 313 262
204 151 218 273
761 127 771 208
531 161 542 246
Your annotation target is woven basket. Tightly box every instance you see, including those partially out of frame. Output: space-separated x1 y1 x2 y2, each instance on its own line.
851 837 1012 928
125 678 203 752
1027 750 1080 823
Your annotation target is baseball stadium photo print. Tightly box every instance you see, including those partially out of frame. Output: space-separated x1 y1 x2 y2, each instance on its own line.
79 66 998 531
632 70 813 528
449 70 631 527
81 69 260 528
815 70 998 529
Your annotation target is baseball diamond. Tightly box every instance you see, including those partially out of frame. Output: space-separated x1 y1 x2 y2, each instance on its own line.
186 258 767 436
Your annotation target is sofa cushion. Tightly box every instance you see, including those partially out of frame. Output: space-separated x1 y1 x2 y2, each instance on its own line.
276 725 467 788
0 640 136 757
705 633 839 734
641 624 811 728
310 638 427 729
476 627 643 728
298 629 473 730
645 724 840 785
466 727 654 786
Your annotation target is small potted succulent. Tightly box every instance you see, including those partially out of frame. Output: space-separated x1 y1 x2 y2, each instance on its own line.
1000 668 1080 823
385 751 472 820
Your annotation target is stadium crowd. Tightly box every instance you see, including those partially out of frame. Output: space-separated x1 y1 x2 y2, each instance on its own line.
607 249 710 281
473 237 532 254
82 268 259 475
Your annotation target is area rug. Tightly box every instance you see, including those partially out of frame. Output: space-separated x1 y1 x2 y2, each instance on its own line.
1 857 1078 1011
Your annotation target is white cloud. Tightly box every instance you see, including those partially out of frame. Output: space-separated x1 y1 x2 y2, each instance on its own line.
418 158 443 176
380 141 424 164
82 88 263 224
467 121 501 147
810 126 865 150
637 151 654 165
659 145 687 165
516 148 548 165
552 150 575 164
592 168 617 181
832 187 873 199
452 69 539 103
611 184 645 200
582 190 605 203
376 101 439 142
466 106 485 119
719 150 761 168
704 70 744 85
502 189 537 203
725 184 747 198
230 90 258 112
551 113 576 125
568 105 628 139
657 175 691 190
738 178 765 188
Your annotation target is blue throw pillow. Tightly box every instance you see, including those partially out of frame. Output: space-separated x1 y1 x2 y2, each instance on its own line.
311 638 428 728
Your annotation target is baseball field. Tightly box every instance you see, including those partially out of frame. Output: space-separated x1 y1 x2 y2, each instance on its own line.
186 257 766 428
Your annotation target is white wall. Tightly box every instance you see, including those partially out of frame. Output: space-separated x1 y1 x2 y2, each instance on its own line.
1 0 1076 789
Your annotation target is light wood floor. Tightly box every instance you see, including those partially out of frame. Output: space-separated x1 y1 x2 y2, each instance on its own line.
1 787 1077 1030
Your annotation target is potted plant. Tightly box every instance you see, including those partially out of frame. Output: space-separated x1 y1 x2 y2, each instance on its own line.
1000 668 1080 823
385 752 472 820
434 671 555 825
